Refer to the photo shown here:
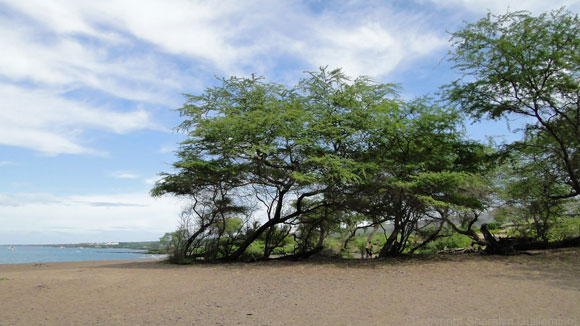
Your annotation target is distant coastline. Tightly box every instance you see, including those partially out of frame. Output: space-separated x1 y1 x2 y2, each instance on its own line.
0 245 166 264
2 241 165 254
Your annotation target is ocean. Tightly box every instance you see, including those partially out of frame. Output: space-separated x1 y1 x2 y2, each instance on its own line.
0 245 164 264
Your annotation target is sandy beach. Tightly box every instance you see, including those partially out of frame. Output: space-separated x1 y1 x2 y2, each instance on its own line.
1 248 579 326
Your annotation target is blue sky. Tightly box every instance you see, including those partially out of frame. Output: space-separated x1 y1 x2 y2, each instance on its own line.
1 0 578 244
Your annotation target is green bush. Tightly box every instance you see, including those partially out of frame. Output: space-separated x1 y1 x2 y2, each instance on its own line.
414 232 473 254
547 217 580 241
322 237 342 255
239 241 264 261
485 222 502 230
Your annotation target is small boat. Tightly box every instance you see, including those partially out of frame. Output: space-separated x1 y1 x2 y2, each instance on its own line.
8 246 16 250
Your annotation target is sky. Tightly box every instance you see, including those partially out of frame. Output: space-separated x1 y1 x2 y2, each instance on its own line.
1 0 579 244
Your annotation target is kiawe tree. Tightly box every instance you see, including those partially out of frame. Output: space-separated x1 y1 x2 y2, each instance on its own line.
153 67 493 260
152 68 400 261
443 8 580 250
444 8 580 199
355 99 492 257
152 8 580 261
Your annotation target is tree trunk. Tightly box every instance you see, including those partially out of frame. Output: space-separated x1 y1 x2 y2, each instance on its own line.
408 222 445 254
278 227 325 260
379 225 401 258
263 225 274 259
183 225 210 258
224 217 281 261
225 189 289 261
480 224 514 255
341 226 359 252
365 224 380 258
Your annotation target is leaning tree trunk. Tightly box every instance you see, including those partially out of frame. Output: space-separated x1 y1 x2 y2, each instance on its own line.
341 226 359 252
408 221 445 254
378 225 401 258
365 224 381 258
480 224 515 255
225 217 281 261
278 226 326 260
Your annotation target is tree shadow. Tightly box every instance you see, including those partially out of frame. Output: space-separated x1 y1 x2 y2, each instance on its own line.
486 248 580 291
92 247 580 294
91 252 481 270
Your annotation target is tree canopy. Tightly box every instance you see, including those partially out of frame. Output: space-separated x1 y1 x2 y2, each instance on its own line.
152 68 490 261
444 8 580 199
153 8 580 261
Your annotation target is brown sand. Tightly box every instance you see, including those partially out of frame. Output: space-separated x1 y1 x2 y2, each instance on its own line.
1 248 579 326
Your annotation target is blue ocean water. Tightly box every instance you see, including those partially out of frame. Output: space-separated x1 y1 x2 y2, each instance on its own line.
0 245 163 264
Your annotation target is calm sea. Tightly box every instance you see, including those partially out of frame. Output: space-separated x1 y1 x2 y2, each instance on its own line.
0 245 165 264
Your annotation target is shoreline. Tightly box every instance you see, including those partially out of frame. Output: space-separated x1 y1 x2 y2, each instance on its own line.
0 258 162 269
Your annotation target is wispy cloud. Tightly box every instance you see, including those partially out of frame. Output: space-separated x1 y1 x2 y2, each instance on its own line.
298 10 447 78
427 0 579 14
0 193 61 207
0 192 184 234
0 83 155 155
1 1 451 80
159 145 176 154
110 171 140 179
87 201 146 207
0 12 185 103
0 3 190 155
144 175 163 185
1 0 575 157
0 0 455 157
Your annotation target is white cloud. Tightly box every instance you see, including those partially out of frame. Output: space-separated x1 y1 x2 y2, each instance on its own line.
4 0 566 157
427 0 580 14
144 175 163 185
0 192 184 236
0 161 14 167
159 145 177 154
0 0 455 156
302 16 447 78
110 171 141 179
0 83 155 155
1 0 450 79
0 19 183 104
0 126 94 156
0 193 61 207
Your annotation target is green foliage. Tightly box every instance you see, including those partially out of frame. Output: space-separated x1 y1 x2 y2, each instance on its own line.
548 217 580 241
445 8 580 119
221 217 243 236
271 245 294 256
493 156 574 242
414 232 473 254
354 98 493 256
445 8 580 199
152 68 412 261
322 237 342 255
485 222 502 231
344 233 387 257
239 241 265 262
153 66 495 260
353 236 368 256
159 230 191 264
444 8 580 249
153 68 401 259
